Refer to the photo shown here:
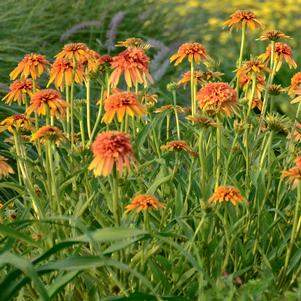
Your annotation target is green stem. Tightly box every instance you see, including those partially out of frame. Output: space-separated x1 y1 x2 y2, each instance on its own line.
172 90 180 139
236 22 246 93
190 61 195 115
86 78 91 139
65 83 70 135
112 168 120 225
198 128 206 200
215 117 221 189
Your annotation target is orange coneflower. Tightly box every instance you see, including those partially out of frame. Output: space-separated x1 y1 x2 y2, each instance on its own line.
110 48 153 88
10 53 50 80
80 49 102 75
282 158 301 189
56 43 90 62
288 121 301 142
178 71 203 87
257 30 291 41
31 125 64 145
224 10 262 30
288 72 301 96
196 82 238 116
161 140 197 156
98 54 113 66
102 91 146 124
186 115 219 128
170 43 209 66
0 156 14 179
209 186 244 206
89 131 135 176
251 97 263 111
116 37 151 50
154 105 190 114
47 58 85 90
0 114 33 133
141 93 158 107
26 89 66 118
2 79 35 106
239 73 266 99
259 42 297 71
125 194 165 213
236 59 270 77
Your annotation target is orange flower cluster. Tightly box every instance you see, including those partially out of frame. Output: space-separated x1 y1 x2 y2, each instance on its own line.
31 125 64 145
282 158 301 189
209 186 244 206
0 114 33 133
258 30 291 42
27 89 66 117
110 48 153 88
239 73 266 99
89 131 135 176
236 59 270 77
259 42 297 71
224 10 262 30
56 43 90 62
3 79 34 105
0 156 14 179
170 43 208 65
10 53 50 80
102 91 146 124
48 58 85 90
197 82 237 115
289 72 301 97
161 140 197 156
125 194 165 213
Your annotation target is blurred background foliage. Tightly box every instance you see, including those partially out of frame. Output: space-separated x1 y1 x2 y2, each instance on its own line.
1 0 301 114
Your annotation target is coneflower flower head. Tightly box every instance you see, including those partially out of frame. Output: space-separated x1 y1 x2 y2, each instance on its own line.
161 140 197 156
89 131 135 176
0 114 33 133
197 82 238 116
265 113 290 135
170 42 209 66
236 58 270 77
56 43 90 62
47 58 85 90
209 186 244 206
0 156 14 179
288 72 301 97
282 158 301 189
9 53 50 80
27 89 66 117
186 115 219 128
31 125 64 145
257 30 291 41
2 79 35 106
224 10 262 31
110 48 153 88
116 37 151 50
259 42 297 71
102 91 146 124
125 194 165 213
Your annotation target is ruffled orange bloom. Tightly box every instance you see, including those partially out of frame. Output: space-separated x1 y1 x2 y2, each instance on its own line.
197 82 238 116
258 30 291 41
89 131 135 176
251 97 263 111
224 10 262 30
259 42 297 71
31 125 64 145
102 91 146 124
56 43 90 62
209 186 244 206
288 72 301 96
80 49 102 74
10 53 50 80
27 89 66 117
161 140 197 156
98 54 113 65
170 43 208 66
2 79 34 105
0 114 33 133
47 58 85 90
239 73 266 99
0 156 14 179
186 115 219 128
125 194 165 213
236 59 270 77
116 38 151 50
282 158 301 189
154 105 190 114
288 121 301 142
110 48 153 88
